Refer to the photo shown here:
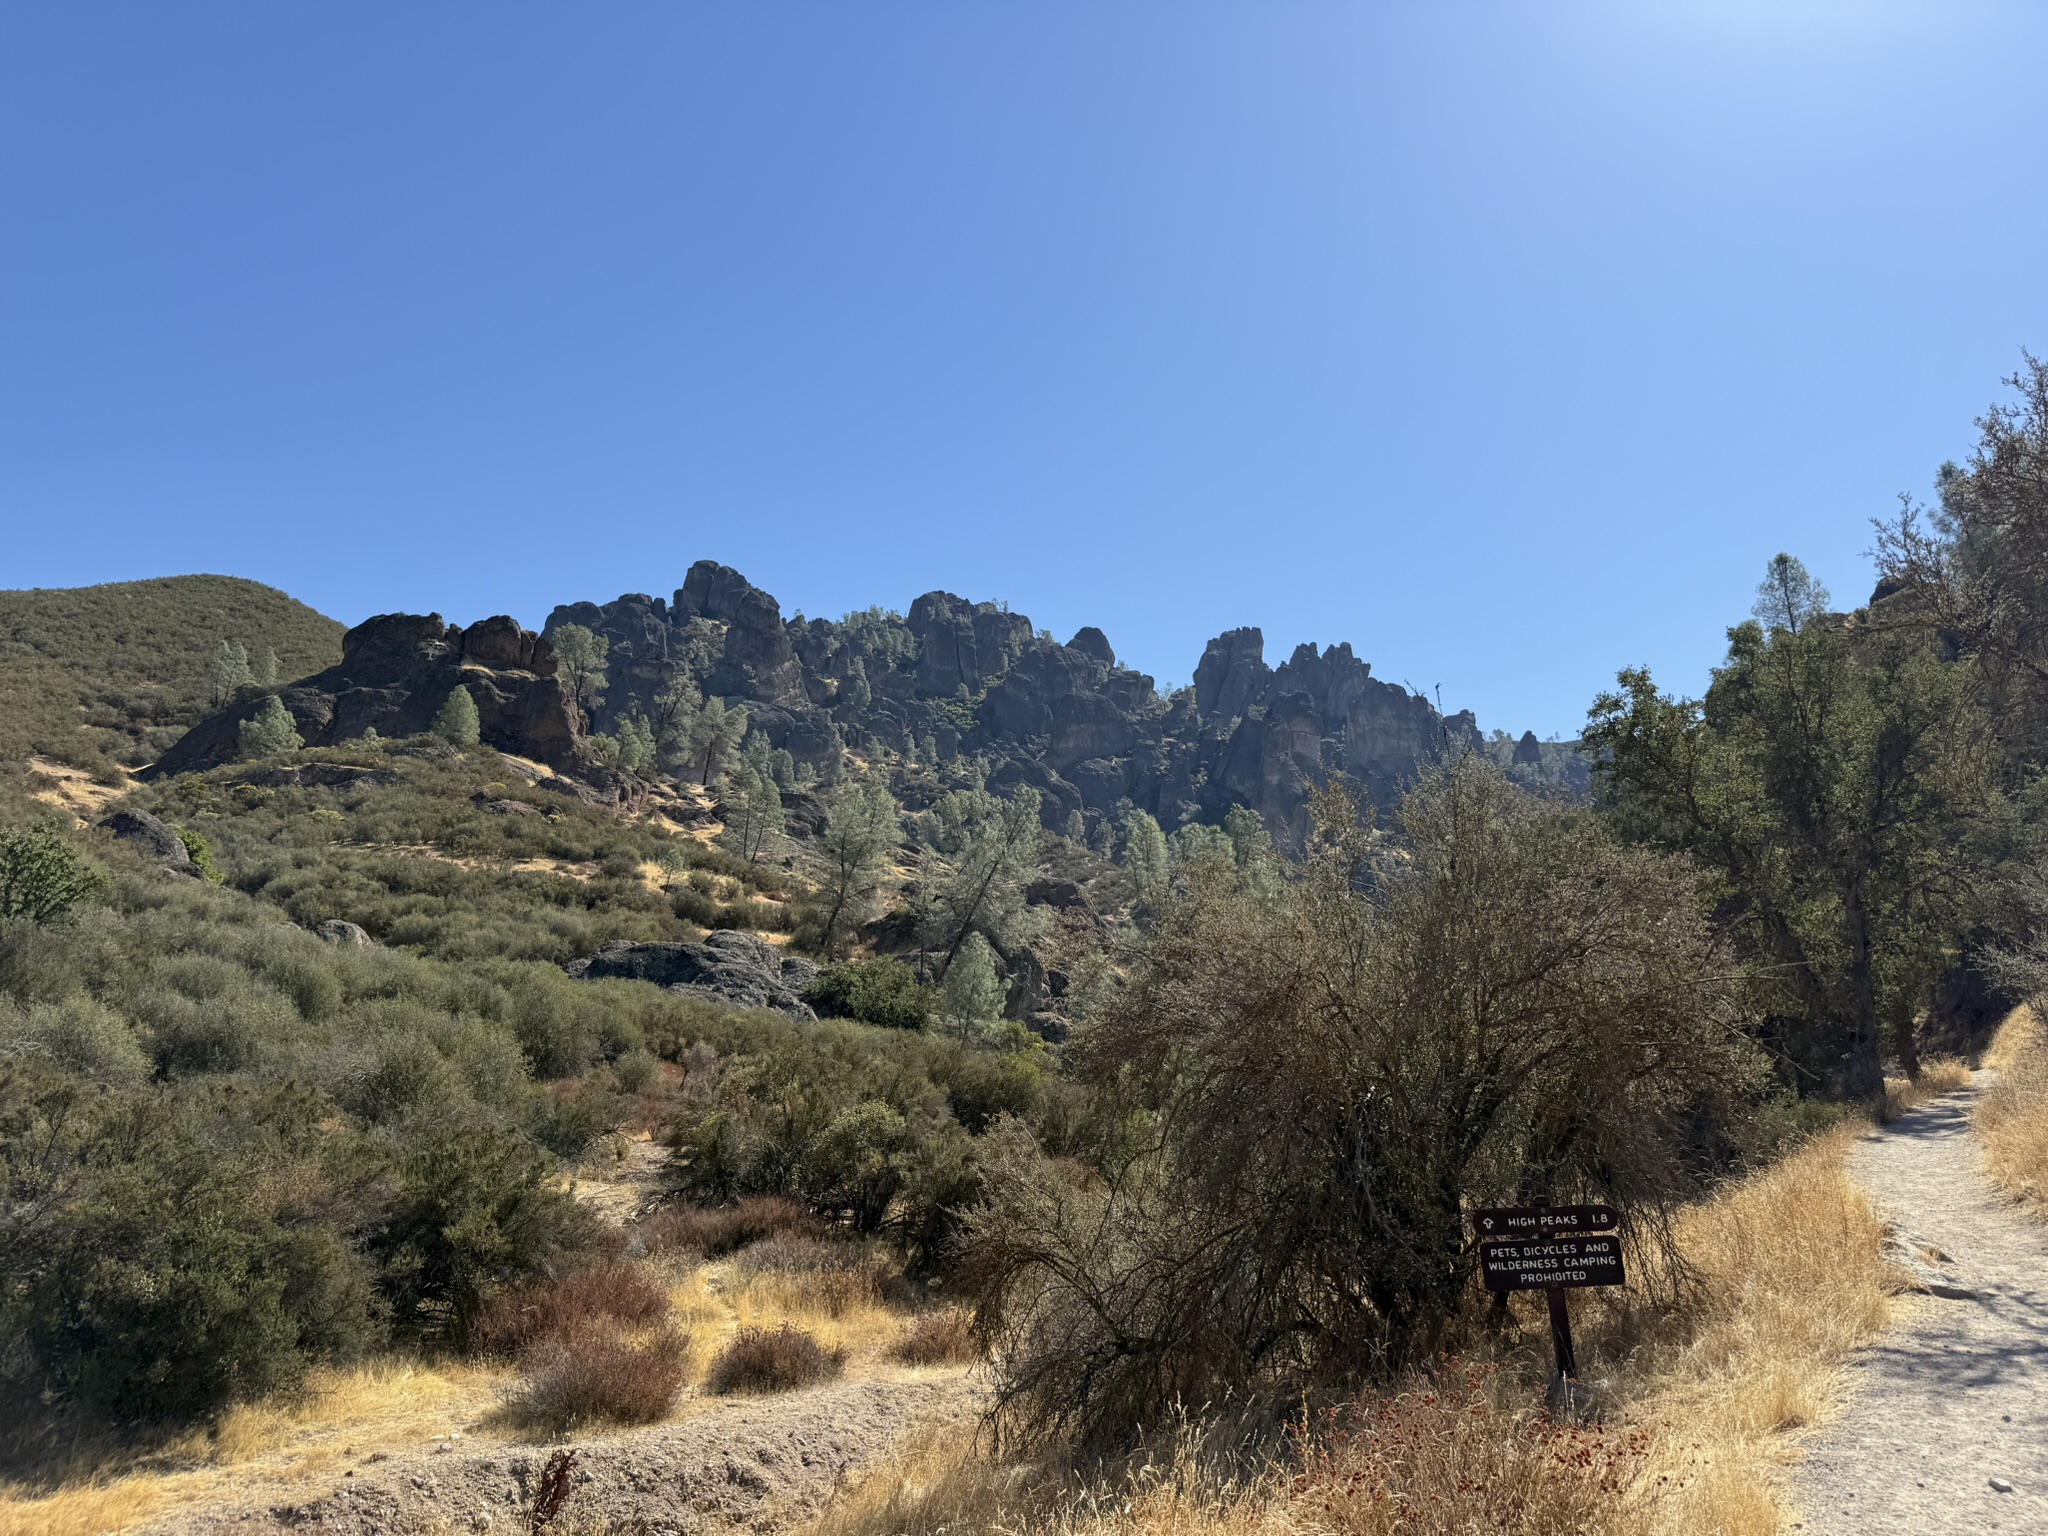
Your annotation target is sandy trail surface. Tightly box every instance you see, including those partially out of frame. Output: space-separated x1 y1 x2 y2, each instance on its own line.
134 1373 973 1536
1790 1076 2048 1533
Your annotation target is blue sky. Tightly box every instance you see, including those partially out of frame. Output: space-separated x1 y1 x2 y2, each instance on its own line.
3 4 2044 735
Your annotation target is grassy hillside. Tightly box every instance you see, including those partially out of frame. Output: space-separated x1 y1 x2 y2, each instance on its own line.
0 575 344 773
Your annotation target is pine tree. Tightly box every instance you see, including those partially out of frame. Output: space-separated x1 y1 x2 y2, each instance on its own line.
1121 808 1171 916
610 713 656 775
939 931 1007 1043
720 761 786 864
688 697 749 784
257 649 281 688
210 640 253 707
842 657 872 711
433 685 481 747
550 624 610 712
238 696 304 759
809 771 903 954
920 788 1047 978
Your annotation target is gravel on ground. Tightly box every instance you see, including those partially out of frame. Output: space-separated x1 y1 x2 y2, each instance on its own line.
136 1374 974 1536
1790 1075 2048 1534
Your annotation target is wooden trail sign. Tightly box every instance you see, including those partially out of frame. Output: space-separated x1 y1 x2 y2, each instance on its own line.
1470 1204 1620 1238
1470 1200 1626 1391
1478 1234 1626 1293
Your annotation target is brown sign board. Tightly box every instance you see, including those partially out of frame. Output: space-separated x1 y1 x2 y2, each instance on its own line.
1480 1235 1625 1292
1471 1204 1620 1239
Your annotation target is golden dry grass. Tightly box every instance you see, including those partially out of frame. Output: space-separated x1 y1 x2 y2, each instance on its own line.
1882 1055 1974 1121
0 1357 509 1536
1978 1004 2048 1210
0 1246 952 1535
802 1128 1894 1536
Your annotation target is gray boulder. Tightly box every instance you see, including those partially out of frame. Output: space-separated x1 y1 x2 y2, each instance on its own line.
566 931 819 1018
97 810 197 876
315 919 374 948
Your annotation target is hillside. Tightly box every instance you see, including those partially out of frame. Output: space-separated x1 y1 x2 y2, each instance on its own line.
0 576 344 774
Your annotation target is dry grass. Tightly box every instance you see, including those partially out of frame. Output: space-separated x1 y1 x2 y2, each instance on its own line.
1882 1054 1974 1120
801 1127 1895 1536
0 1357 509 1536
1978 1003 2048 1209
893 1310 980 1367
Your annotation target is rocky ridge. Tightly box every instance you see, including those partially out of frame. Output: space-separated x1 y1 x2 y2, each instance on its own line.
550 561 1554 848
147 562 1582 842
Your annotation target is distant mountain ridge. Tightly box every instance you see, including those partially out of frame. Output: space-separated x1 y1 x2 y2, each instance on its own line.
547 561 1585 845
54 563 1581 843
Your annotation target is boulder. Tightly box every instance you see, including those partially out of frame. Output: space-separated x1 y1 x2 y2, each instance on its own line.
1067 626 1116 669
315 919 374 948
145 613 590 779
565 931 820 1018
98 809 197 876
1193 628 1270 724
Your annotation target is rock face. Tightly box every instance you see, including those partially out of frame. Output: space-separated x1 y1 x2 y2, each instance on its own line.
566 931 821 1018
147 559 1568 842
98 809 197 876
315 919 374 948
541 559 1519 850
146 614 594 780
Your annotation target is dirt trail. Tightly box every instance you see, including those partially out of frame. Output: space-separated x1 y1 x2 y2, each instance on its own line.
135 1373 973 1536
1790 1075 2048 1533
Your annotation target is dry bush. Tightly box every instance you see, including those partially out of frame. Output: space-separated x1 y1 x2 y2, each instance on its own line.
518 1322 690 1431
969 765 1761 1449
1978 1005 2048 1207
706 1325 845 1395
1882 1055 1974 1120
637 1196 820 1259
468 1262 670 1356
807 1128 1893 1536
893 1309 979 1366
735 1234 892 1317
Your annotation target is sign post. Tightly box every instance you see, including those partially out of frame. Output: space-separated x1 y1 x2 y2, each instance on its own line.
1470 1198 1623 1397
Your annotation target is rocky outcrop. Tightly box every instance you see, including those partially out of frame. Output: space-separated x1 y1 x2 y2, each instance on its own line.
315 919 374 948
566 931 820 1018
544 563 1536 849
146 614 592 780
98 809 197 876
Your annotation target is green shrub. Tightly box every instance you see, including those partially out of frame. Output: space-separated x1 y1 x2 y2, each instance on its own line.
369 1121 589 1340
803 958 934 1030
0 824 105 924
4 1074 378 1424
176 826 224 883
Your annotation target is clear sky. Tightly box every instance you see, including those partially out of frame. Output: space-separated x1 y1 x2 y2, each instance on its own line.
4 4 2045 735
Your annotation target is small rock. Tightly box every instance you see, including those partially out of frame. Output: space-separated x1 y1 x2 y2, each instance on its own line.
316 918 374 948
1991 1477 2014 1493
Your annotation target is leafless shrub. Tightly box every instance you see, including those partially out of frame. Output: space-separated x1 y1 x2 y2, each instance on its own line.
637 1195 821 1259
706 1324 845 1394
468 1261 670 1356
529 1447 580 1532
519 1321 690 1430
967 760 1762 1448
